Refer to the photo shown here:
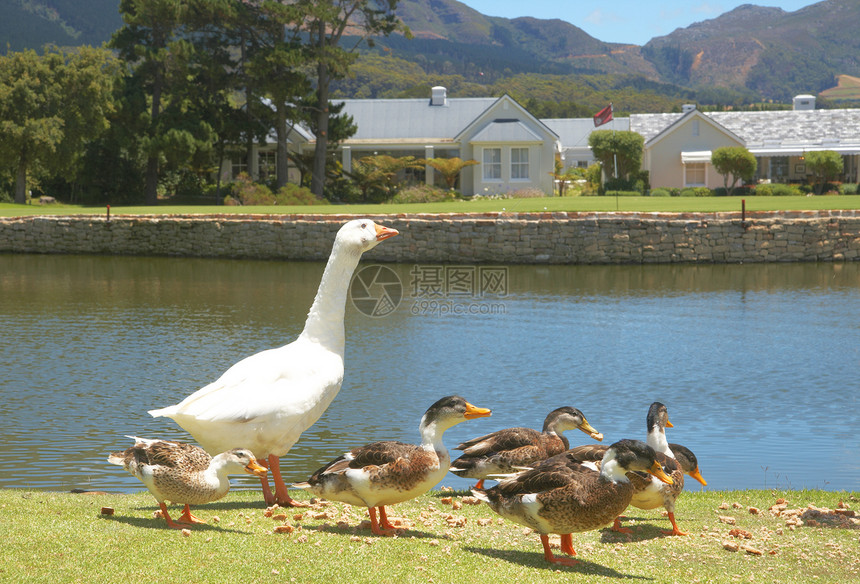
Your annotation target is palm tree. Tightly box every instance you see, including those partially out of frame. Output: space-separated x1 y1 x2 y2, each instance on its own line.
426 157 478 189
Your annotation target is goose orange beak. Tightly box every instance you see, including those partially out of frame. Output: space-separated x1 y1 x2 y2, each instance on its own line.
375 224 399 241
245 459 269 479
464 402 492 419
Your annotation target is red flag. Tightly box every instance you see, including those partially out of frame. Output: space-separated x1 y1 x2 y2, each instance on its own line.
593 104 613 127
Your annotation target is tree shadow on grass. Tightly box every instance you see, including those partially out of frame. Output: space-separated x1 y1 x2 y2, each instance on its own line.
464 546 654 579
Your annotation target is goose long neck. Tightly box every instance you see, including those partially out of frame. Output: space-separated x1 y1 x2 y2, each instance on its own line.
299 242 363 353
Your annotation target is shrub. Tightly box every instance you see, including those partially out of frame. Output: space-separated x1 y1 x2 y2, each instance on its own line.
274 184 328 205
840 183 859 195
604 190 642 197
754 183 772 196
510 188 548 198
224 173 272 205
650 187 672 197
679 187 711 197
771 183 802 196
390 185 457 204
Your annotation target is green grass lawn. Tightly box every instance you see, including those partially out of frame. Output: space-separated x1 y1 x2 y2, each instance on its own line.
3 488 856 584
3 195 860 217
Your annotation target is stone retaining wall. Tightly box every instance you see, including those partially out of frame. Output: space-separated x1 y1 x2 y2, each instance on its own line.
1 211 859 263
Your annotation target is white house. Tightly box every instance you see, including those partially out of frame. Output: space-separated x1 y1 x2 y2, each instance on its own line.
328 87 560 196
631 96 860 189
234 90 859 193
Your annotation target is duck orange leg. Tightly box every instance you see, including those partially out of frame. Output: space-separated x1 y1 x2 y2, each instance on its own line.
158 502 184 530
377 506 397 531
540 534 579 566
612 516 632 534
473 479 485 490
176 503 206 524
560 533 577 557
663 512 688 536
368 507 397 536
268 454 307 507
177 504 206 525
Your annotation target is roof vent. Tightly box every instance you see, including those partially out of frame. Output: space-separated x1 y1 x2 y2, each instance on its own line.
682 104 697 114
430 86 447 107
793 94 816 111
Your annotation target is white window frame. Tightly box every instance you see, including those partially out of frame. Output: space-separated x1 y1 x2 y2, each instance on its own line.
258 150 277 181
511 147 529 180
483 147 502 181
231 156 248 178
685 162 706 187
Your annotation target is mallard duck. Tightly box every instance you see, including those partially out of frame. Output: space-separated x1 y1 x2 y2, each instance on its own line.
148 220 398 507
473 439 672 566
564 402 707 536
107 436 267 529
293 396 491 536
449 406 603 489
669 443 708 487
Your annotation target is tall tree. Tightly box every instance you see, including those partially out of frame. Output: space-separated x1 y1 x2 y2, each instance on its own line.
0 47 119 204
295 0 404 198
247 1 313 189
111 0 195 205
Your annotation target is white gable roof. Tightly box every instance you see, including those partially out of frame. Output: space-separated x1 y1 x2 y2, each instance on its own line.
469 119 545 143
632 108 860 155
334 97 497 143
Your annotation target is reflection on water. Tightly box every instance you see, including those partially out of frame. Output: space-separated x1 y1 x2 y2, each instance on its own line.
1 254 858 494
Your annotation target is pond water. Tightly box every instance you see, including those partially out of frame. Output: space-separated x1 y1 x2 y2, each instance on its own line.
1 253 858 494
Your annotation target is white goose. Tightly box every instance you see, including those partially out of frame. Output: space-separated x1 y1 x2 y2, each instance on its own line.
149 219 398 506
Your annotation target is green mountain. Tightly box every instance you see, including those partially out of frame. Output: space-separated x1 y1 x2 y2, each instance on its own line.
1 0 856 104
0 0 122 52
642 0 860 101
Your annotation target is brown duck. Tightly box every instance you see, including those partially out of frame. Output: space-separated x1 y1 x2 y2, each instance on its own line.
449 406 603 489
473 439 672 566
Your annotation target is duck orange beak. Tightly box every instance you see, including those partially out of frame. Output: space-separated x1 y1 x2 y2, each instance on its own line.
578 419 603 442
687 467 708 486
375 224 399 241
464 402 492 419
648 461 674 485
245 459 269 479
665 419 674 428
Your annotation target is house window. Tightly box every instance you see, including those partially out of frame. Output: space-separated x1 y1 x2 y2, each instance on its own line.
511 147 529 179
259 151 277 182
685 162 706 186
231 156 248 178
483 148 501 180
692 120 700 137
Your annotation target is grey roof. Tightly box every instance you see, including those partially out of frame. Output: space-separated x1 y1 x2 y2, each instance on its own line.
335 97 498 142
631 109 860 152
542 117 631 150
470 120 544 142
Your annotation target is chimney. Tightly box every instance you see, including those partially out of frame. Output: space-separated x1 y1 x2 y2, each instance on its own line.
682 104 697 114
793 94 816 111
430 86 447 106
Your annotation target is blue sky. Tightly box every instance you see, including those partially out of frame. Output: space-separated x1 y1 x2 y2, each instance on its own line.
455 0 819 45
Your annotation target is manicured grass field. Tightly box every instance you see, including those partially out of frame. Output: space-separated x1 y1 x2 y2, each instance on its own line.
2 195 860 217
3 488 856 584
